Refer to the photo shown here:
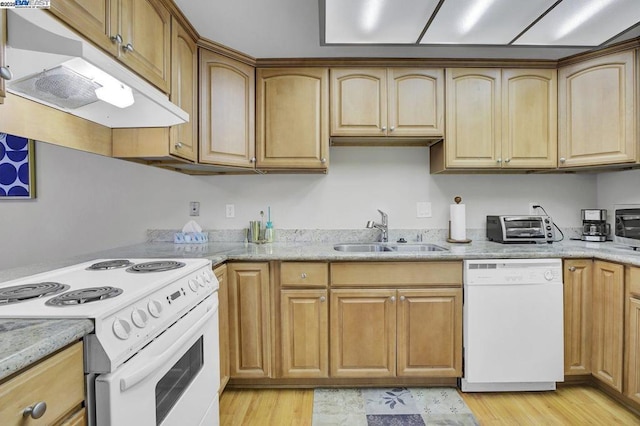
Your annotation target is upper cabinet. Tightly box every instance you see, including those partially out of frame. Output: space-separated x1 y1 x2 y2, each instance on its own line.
169 16 197 162
431 68 557 171
558 51 636 168
256 68 329 170
50 0 171 93
330 68 444 138
200 50 255 168
0 9 6 105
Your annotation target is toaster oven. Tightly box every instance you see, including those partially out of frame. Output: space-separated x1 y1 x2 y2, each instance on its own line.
614 205 640 250
487 215 555 244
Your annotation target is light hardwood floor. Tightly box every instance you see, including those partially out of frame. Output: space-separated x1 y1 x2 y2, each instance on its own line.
219 386 640 425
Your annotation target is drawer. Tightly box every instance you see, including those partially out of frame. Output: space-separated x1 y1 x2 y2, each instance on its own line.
331 261 462 287
0 341 84 426
630 266 640 297
281 262 328 287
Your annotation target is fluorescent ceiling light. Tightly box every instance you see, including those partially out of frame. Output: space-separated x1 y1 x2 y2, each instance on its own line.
325 0 440 43
64 57 135 108
421 0 558 44
514 0 640 45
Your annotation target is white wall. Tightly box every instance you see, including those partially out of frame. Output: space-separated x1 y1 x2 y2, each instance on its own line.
1 142 598 269
596 168 640 212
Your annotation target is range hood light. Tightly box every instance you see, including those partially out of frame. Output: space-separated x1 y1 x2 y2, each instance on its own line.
63 58 134 109
95 84 134 108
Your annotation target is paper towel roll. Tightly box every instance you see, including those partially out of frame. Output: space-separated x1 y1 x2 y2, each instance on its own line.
450 203 466 241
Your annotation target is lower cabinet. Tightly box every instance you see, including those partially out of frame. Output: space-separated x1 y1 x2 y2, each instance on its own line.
0 341 85 426
591 260 625 392
626 266 640 404
228 262 271 378
563 259 592 376
214 264 230 391
330 287 462 378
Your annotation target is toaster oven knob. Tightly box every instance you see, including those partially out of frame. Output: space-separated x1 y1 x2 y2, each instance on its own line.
148 299 163 318
547 233 553 238
188 279 198 292
546 226 552 230
113 318 132 340
131 308 148 328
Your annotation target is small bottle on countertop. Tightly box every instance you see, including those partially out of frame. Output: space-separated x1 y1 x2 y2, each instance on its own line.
264 221 274 243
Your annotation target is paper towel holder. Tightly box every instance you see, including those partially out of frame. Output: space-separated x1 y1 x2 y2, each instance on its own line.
447 196 472 244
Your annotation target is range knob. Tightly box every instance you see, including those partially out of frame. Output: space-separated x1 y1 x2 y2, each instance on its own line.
188 279 198 292
131 308 148 328
113 318 132 340
202 271 212 283
147 299 163 318
196 275 206 287
544 270 554 281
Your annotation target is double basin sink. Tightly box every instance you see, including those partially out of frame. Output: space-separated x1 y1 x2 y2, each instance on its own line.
334 243 447 253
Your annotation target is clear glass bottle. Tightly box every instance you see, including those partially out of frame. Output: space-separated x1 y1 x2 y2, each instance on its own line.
264 221 274 243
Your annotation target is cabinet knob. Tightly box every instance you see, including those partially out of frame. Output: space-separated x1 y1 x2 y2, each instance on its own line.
175 142 183 149
390 126 395 132
320 296 326 302
381 126 387 132
250 157 256 163
504 158 511 163
301 272 307 279
110 34 123 44
123 43 134 53
496 158 502 164
568 266 576 272
400 295 406 301
560 157 566 163
0 66 12 81
320 158 327 164
23 401 47 419
390 296 396 302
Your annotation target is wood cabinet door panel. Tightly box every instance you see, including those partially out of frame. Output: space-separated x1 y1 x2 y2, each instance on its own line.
558 51 636 167
169 17 197 162
280 262 328 288
388 68 444 137
330 289 396 377
280 290 328 378
592 261 624 391
445 68 501 167
49 0 116 55
200 51 255 167
502 69 557 168
257 68 329 168
627 296 640 404
563 259 592 376
228 263 271 378
397 288 462 377
331 68 387 136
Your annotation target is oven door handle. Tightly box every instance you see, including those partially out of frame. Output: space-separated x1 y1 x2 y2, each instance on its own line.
119 300 217 392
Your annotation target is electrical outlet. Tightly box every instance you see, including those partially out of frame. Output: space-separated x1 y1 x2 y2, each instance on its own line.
417 201 432 218
529 202 539 215
190 201 200 216
225 204 235 218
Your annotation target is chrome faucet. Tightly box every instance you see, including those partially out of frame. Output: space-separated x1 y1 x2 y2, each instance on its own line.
366 209 389 242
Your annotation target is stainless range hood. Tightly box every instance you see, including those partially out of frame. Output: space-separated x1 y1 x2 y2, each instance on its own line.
5 9 188 128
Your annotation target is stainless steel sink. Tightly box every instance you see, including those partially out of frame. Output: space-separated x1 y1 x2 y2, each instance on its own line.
333 243 448 252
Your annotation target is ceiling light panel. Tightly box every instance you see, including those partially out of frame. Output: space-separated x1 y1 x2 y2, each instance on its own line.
420 0 558 44
325 0 440 43
515 0 640 46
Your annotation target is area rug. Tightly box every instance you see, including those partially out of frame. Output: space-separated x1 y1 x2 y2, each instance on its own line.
312 387 479 425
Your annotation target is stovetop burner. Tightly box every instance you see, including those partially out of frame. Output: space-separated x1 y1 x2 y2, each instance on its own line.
127 260 186 273
45 286 123 306
87 259 134 270
0 282 70 305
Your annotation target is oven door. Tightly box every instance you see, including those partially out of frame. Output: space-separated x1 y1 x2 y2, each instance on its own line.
95 294 219 426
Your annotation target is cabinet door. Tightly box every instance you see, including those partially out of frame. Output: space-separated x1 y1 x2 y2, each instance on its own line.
592 261 624 391
200 50 255 168
330 68 387 136
257 68 329 169
388 68 444 137
280 289 328 378
214 265 230 392
563 259 592 376
49 0 116 55
558 51 636 167
330 289 396 378
169 17 197 162
228 263 271 378
502 69 557 168
397 288 462 377
445 68 502 168
111 0 171 93
0 9 5 105
628 297 640 404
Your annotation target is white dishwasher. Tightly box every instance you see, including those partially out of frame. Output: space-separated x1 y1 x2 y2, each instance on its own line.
461 258 564 392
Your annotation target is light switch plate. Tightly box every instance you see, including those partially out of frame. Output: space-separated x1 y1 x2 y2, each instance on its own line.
225 204 235 218
417 202 432 218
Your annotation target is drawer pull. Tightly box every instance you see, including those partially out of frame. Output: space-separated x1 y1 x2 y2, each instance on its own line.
320 296 326 302
568 266 576 272
23 401 47 419
301 273 307 279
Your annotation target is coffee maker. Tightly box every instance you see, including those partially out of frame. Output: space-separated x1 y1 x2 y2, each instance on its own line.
581 209 610 242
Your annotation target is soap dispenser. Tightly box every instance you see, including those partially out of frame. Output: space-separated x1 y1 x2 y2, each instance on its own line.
265 221 274 243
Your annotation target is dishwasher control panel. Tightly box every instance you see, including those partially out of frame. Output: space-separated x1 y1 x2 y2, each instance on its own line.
464 259 562 285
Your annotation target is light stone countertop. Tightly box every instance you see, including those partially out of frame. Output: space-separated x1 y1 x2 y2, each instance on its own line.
2 237 640 382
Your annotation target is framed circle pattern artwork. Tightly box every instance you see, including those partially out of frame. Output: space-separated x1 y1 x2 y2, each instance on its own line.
0 133 36 199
